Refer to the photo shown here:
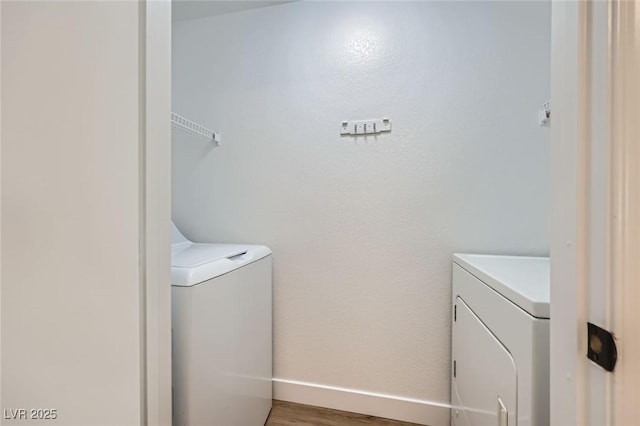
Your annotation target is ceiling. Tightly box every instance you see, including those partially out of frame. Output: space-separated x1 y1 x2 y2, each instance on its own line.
172 1 295 22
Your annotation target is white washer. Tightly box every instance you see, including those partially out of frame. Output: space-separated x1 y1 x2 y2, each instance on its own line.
171 222 272 426
451 254 550 426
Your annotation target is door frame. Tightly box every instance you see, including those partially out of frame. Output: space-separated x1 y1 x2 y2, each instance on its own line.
140 1 172 426
609 1 640 423
0 0 3 410
550 1 640 425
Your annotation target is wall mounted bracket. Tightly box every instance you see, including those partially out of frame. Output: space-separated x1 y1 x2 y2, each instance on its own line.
340 118 391 136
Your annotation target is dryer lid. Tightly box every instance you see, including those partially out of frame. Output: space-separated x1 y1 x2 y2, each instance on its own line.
453 253 550 318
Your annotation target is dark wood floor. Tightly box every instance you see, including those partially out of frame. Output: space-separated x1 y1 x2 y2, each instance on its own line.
265 400 424 426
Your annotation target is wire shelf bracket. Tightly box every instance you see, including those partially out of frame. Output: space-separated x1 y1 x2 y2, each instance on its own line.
171 112 221 145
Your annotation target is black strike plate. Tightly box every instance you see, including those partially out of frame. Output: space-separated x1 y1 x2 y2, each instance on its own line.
587 322 617 372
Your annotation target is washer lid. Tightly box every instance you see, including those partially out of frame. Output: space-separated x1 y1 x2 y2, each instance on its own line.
171 242 271 287
172 243 249 268
453 253 550 318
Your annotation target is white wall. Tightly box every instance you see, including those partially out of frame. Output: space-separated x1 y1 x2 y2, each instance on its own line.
1 2 172 425
172 2 550 424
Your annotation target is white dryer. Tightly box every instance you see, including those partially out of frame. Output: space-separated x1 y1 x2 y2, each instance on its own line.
171 222 272 426
451 254 550 426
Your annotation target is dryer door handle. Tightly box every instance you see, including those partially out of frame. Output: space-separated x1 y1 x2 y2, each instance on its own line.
497 397 508 426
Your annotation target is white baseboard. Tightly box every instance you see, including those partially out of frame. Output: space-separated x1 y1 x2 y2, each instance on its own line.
272 378 451 426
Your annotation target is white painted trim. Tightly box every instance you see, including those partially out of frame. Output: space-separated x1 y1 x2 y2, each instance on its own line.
552 1 640 425
549 1 590 424
0 0 3 410
273 378 450 426
138 4 148 425
609 1 640 424
142 1 173 426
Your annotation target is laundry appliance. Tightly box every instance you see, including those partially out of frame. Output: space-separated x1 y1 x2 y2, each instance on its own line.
451 254 550 426
171 222 272 426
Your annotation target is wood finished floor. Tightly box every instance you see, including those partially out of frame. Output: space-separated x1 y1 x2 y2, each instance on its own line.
265 400 423 426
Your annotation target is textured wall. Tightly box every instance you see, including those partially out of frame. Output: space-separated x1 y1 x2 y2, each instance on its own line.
172 0 550 409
